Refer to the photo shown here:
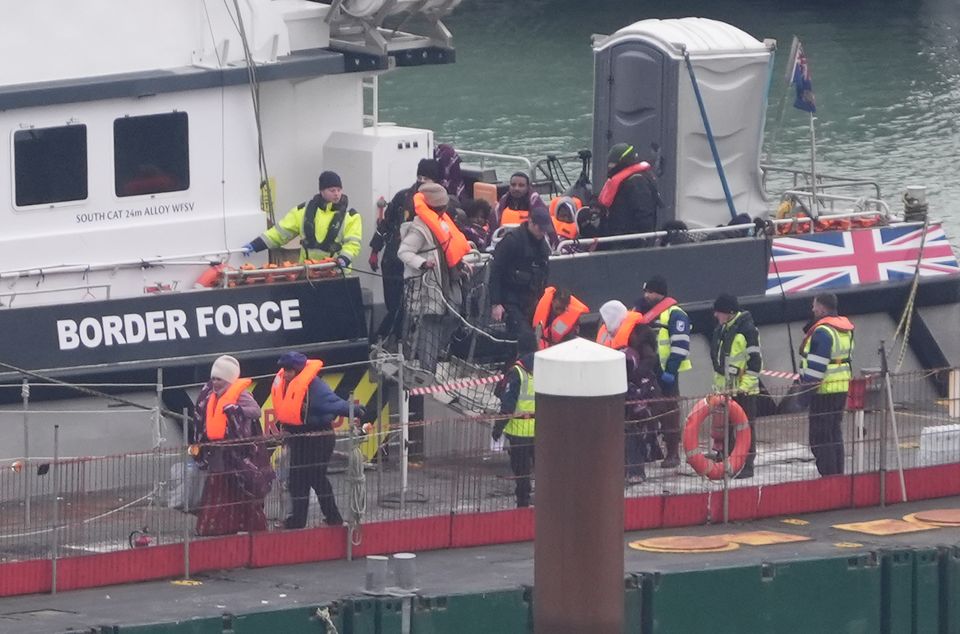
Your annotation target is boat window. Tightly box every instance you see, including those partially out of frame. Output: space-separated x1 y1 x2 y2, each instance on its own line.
114 112 189 197
14 125 88 207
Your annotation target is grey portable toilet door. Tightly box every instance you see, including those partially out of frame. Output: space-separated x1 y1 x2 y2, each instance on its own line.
593 41 676 224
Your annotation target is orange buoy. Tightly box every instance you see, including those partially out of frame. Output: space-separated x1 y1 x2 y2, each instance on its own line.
682 395 751 480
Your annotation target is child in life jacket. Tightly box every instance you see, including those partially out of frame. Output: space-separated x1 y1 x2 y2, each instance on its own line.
459 199 492 251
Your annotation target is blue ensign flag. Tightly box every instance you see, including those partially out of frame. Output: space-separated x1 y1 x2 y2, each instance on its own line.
790 39 816 113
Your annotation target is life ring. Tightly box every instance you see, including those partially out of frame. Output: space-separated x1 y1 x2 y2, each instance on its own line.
682 395 751 480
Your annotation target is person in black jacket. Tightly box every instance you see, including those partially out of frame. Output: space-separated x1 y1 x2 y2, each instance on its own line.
596 143 660 244
710 294 762 479
275 351 366 529
489 207 552 354
368 159 444 346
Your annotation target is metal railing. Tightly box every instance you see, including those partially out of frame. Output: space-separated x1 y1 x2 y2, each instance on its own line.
1 364 958 589
762 164 883 200
457 149 533 175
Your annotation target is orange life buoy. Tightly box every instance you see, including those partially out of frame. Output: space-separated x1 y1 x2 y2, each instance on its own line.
682 395 751 480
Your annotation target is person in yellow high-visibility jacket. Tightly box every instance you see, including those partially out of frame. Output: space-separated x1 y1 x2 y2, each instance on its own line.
242 171 362 269
493 352 536 507
711 293 762 479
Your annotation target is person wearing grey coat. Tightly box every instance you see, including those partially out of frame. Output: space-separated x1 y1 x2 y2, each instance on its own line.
397 183 465 376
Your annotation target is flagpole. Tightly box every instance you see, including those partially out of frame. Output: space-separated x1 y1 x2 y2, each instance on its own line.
809 113 817 231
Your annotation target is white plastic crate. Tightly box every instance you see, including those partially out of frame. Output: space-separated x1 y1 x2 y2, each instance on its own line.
919 424 960 466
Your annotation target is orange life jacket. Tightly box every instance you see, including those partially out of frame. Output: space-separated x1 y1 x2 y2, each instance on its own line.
596 310 645 350
499 207 529 226
549 196 582 240
597 162 651 208
413 192 472 268
800 315 855 350
532 286 590 349
205 378 253 441
640 297 677 324
271 360 325 426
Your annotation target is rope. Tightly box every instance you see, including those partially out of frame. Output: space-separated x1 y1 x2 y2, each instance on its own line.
315 607 340 634
418 272 518 344
892 215 930 371
228 0 276 226
346 431 366 546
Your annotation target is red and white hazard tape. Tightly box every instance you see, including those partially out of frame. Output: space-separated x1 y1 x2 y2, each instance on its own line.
761 369 800 380
408 373 504 396
409 369 798 396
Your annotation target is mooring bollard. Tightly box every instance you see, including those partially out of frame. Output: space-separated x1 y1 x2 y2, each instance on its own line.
393 552 417 590
533 338 626 634
365 555 388 594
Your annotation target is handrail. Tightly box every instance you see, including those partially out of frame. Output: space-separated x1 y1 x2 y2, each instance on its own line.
0 251 237 280
457 150 533 174
770 210 896 226
762 164 882 199
0 284 112 308
781 190 891 216
553 224 755 257
552 208 902 256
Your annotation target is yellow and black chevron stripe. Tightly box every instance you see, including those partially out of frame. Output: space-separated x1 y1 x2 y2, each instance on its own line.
251 366 390 461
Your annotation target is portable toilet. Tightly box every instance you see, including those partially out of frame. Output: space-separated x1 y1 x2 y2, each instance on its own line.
592 18 775 228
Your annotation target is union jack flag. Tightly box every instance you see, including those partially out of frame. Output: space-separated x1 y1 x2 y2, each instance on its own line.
767 223 960 295
788 37 816 113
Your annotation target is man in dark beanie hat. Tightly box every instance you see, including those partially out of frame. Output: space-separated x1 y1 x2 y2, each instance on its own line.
711 293 761 478
633 274 691 468
369 157 458 347
242 169 362 270
596 142 661 243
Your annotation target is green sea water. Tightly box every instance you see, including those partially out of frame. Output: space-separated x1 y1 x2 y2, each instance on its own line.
380 0 960 234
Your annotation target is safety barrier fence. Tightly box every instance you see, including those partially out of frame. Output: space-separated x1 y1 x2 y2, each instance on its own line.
0 367 958 597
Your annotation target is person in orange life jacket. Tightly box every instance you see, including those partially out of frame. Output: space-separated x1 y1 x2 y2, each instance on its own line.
492 349 537 507
800 292 855 476
550 196 580 241
596 299 657 351
532 286 588 350
598 143 660 245
242 171 362 269
624 324 666 484
711 293 761 479
369 159 445 346
490 172 550 232
273 351 366 529
397 183 472 375
194 355 272 536
489 206 552 355
459 198 492 251
634 275 691 468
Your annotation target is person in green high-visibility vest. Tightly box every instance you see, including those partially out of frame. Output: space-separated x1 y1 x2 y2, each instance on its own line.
710 293 762 479
493 351 536 507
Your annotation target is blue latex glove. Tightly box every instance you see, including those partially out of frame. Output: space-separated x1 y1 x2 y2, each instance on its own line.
660 372 676 387
240 243 255 256
336 256 350 269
